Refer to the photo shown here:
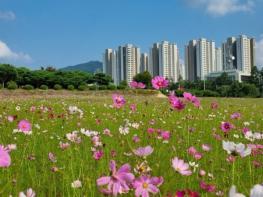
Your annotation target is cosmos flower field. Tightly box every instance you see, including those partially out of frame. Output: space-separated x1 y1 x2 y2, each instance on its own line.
0 90 262 196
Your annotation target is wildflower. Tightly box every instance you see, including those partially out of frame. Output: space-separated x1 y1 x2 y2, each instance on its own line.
59 142 70 150
169 94 185 111
199 181 216 193
97 160 135 196
129 81 138 88
137 82 146 89
130 104 137 112
231 112 241 119
93 150 103 160
183 92 193 101
134 161 152 175
112 94 126 108
132 135 140 143
250 184 263 197
19 188 36 197
7 115 16 122
133 146 154 157
223 141 251 157
220 122 233 133
229 185 245 197
133 175 163 197
119 125 129 135
199 169 206 177
151 76 169 90
0 145 11 167
211 101 218 109
66 131 81 144
202 144 211 152
161 131 171 140
18 120 32 134
71 180 82 188
147 128 155 134
172 157 192 176
48 152 57 163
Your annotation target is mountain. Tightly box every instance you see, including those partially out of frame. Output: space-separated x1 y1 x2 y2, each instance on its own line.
60 61 103 73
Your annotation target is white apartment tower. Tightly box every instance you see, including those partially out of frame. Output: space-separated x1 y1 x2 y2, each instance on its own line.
140 53 149 73
103 49 118 84
158 41 180 82
215 48 223 71
117 44 140 84
196 38 216 80
236 35 252 75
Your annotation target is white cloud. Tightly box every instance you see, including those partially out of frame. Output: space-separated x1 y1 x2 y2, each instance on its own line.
186 0 255 16
0 40 32 64
256 35 263 68
0 11 15 21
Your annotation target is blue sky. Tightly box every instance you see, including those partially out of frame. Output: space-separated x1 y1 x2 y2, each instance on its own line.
0 0 263 69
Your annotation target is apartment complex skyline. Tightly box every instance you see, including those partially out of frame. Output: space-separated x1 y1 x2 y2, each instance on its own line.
103 34 256 85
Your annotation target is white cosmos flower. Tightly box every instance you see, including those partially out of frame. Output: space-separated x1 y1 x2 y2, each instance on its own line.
229 185 245 197
71 180 82 188
222 141 251 157
250 184 263 197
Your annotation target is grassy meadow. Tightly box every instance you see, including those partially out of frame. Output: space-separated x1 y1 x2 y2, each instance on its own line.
0 90 262 196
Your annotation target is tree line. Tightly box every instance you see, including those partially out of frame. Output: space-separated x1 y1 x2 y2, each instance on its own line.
1 63 263 97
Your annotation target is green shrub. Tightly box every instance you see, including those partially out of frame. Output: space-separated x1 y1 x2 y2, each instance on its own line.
78 84 87 91
40 85 48 90
202 90 220 97
88 85 96 90
23 84 34 90
107 84 117 90
98 85 107 90
117 85 126 90
241 83 260 98
217 85 231 97
0 84 3 89
7 81 18 90
67 85 75 90
54 84 62 90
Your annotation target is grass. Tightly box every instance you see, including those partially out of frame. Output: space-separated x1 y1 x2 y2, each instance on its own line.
0 90 262 196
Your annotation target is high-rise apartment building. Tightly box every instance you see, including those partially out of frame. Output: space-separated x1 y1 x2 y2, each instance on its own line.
196 38 216 80
159 41 179 82
185 40 197 81
103 49 118 84
222 35 255 75
149 43 160 77
215 47 223 71
140 53 149 73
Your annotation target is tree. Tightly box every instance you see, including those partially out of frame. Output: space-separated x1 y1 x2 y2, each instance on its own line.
133 71 152 88
0 64 18 88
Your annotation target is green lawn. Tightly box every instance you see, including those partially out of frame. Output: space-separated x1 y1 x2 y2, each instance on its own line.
0 91 262 196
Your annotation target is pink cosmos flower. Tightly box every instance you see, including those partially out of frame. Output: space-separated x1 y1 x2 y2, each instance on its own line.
202 144 211 152
93 150 104 160
188 147 197 155
133 175 163 197
211 101 218 109
96 160 135 196
231 112 241 119
200 181 216 193
147 128 155 134
7 115 15 122
193 152 202 160
151 76 169 90
129 81 138 88
172 157 192 176
18 120 32 134
199 169 206 177
0 145 11 168
173 189 200 197
130 104 137 112
19 188 36 197
112 94 126 108
137 82 146 89
59 142 70 150
242 127 250 134
183 92 193 101
191 96 200 108
220 122 233 133
169 95 185 111
133 146 154 157
161 131 171 140
132 135 140 143
48 152 57 163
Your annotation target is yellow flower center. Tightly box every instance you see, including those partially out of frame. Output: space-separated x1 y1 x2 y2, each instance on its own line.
142 182 148 189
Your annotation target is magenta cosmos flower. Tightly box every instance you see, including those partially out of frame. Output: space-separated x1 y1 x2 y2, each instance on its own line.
220 122 234 133
151 76 169 90
133 146 154 157
129 81 138 88
183 92 193 101
96 160 135 196
169 94 185 111
231 112 241 119
112 94 126 108
172 157 192 176
0 145 11 168
18 120 32 134
133 175 163 197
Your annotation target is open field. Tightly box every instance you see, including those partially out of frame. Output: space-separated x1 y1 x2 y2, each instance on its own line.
0 90 262 196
